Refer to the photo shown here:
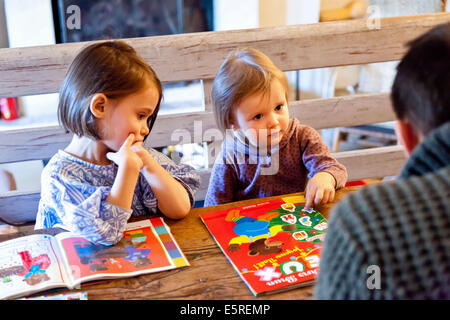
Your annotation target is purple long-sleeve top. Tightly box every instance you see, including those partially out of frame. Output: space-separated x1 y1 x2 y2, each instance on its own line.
204 118 347 206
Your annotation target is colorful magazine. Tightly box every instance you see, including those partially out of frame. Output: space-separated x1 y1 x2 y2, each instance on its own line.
0 217 189 300
200 196 327 296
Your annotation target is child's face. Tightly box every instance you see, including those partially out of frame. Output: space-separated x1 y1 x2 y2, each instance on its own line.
99 84 160 152
230 78 289 147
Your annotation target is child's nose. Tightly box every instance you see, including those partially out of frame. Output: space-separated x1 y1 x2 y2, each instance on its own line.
267 113 280 128
141 123 150 136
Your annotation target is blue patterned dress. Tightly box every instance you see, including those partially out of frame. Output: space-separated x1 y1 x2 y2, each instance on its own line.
35 149 200 245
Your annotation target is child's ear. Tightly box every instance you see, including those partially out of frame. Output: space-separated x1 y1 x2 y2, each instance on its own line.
395 119 421 155
89 93 108 119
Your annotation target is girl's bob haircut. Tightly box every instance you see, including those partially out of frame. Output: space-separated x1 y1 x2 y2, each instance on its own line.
58 40 162 140
211 48 289 132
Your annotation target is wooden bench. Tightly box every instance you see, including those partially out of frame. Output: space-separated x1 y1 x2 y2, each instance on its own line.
1 13 449 225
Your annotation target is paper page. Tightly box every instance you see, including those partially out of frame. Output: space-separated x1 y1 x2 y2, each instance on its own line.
0 234 69 300
55 218 188 287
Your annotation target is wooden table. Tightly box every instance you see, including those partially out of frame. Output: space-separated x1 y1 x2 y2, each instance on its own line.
0 186 363 300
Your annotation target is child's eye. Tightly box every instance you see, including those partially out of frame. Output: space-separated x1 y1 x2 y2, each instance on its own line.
138 113 147 120
275 104 283 111
253 114 262 120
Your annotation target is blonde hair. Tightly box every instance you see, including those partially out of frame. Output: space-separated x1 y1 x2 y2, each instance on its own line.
211 48 289 132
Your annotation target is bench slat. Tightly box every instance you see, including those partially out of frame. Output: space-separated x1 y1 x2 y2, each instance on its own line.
0 93 395 163
1 13 449 98
0 145 406 225
334 145 406 180
0 190 40 225
196 145 407 200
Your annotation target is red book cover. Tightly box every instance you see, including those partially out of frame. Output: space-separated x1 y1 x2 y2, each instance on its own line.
200 196 328 296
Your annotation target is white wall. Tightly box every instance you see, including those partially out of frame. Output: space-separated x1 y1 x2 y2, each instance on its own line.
4 0 55 47
286 0 320 25
213 0 320 30
213 0 259 30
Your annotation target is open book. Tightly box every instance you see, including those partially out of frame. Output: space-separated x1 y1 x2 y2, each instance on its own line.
200 196 327 296
0 217 189 300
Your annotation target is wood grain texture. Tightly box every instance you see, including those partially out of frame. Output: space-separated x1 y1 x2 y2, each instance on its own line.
1 13 449 98
0 125 71 163
0 190 40 225
0 187 363 300
0 92 395 163
195 145 405 201
291 93 395 130
334 145 406 180
0 145 404 225
202 79 214 112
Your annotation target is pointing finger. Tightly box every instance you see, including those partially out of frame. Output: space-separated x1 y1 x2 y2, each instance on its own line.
122 133 135 149
304 188 315 209
314 188 324 206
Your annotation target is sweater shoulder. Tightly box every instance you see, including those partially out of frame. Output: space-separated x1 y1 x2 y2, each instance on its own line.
318 167 450 299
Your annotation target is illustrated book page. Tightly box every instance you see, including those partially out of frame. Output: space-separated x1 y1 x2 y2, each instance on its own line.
0 233 71 300
0 217 189 299
200 196 328 296
56 217 190 287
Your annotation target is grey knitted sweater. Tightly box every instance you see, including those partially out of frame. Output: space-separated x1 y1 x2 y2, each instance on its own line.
316 122 450 299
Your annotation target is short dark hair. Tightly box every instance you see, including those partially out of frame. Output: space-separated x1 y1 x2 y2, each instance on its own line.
391 22 450 136
58 40 162 140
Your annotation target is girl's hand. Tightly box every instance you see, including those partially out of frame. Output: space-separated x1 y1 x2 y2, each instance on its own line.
106 134 143 171
304 172 336 209
105 134 143 211
131 143 191 220
130 141 153 170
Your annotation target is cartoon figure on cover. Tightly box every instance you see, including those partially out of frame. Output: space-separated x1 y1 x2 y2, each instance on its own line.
226 203 327 256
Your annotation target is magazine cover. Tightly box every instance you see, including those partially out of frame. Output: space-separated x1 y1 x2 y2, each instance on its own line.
200 196 327 296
